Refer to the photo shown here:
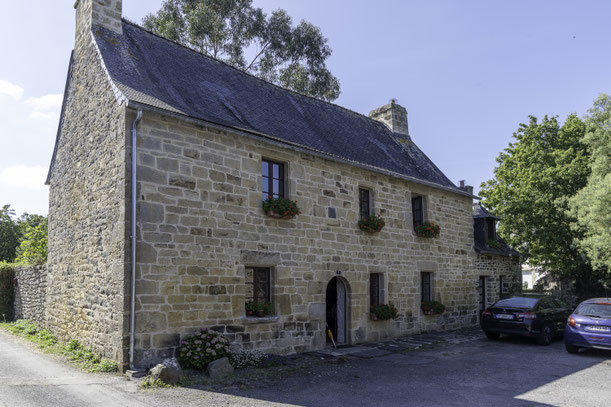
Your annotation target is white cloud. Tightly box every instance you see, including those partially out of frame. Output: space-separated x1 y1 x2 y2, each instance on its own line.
29 111 60 121
24 94 63 111
0 80 24 100
0 165 48 191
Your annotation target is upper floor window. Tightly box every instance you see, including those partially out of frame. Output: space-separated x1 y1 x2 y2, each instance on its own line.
359 188 371 219
412 196 424 229
262 159 284 200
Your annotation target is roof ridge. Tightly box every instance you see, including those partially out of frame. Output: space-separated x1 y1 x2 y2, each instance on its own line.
120 19 387 129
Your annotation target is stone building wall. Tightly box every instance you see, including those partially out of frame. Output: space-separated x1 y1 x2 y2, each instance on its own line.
131 110 478 366
14 265 47 326
46 16 129 367
475 254 521 308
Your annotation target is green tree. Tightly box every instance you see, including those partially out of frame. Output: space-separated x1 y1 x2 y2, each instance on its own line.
15 217 47 265
143 0 340 101
0 205 20 262
569 94 611 276
480 114 594 285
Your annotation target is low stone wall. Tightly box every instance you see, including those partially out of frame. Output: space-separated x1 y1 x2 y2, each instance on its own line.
14 265 47 326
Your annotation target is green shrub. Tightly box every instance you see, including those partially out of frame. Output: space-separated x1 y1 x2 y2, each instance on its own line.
177 329 231 370
0 263 15 321
370 303 398 320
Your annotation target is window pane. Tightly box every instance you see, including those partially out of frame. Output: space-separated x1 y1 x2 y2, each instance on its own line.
370 274 380 306
273 179 280 194
412 196 423 228
421 272 431 302
272 164 279 179
359 188 370 219
262 161 268 176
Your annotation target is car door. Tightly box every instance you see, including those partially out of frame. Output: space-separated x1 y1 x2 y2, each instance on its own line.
537 297 557 330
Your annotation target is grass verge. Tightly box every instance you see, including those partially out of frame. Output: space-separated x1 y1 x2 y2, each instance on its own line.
0 319 118 373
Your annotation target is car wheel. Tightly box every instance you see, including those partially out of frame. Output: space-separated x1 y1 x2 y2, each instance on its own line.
537 324 554 346
565 343 579 354
485 332 500 340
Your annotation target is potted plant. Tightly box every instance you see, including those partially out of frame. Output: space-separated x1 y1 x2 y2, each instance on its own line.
262 196 301 219
358 215 385 233
245 301 273 317
415 221 440 238
370 303 398 320
421 300 445 315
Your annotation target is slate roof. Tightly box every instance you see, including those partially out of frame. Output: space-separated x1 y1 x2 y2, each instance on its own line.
83 20 467 195
473 202 501 220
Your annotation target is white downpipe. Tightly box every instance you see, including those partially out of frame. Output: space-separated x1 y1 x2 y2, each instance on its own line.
129 109 142 370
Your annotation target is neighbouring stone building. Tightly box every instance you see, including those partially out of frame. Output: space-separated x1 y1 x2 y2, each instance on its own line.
472 202 521 313
39 0 518 371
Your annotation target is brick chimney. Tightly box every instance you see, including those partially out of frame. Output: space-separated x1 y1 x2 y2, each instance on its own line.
75 0 123 39
369 99 410 137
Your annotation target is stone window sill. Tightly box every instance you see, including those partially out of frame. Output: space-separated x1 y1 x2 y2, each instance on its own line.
240 316 279 324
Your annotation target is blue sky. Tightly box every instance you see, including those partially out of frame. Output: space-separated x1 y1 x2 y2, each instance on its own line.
1 0 609 216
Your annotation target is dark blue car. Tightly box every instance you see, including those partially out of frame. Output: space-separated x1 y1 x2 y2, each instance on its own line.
564 298 611 353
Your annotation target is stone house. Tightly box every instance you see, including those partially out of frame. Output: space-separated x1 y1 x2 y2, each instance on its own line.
472 202 521 313
44 0 501 371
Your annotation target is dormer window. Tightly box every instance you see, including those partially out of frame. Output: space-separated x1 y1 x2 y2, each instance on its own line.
487 218 496 240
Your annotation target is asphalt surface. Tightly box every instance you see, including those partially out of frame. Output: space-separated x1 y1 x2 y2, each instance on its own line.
1 329 610 406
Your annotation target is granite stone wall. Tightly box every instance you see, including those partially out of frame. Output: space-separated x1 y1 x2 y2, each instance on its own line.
46 13 129 368
14 265 47 326
475 254 522 308
131 111 479 366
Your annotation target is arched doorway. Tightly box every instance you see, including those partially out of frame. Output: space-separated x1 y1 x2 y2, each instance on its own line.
326 277 348 345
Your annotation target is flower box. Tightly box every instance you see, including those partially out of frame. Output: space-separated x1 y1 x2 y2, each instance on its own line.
262 197 300 220
421 300 445 315
415 221 440 238
487 239 500 249
358 215 385 233
370 303 398 320
245 301 273 317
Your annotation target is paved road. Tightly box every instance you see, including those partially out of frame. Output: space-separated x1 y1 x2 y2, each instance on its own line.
0 331 149 407
1 329 610 406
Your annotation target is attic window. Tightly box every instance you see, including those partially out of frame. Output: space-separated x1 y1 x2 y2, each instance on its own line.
487 218 496 240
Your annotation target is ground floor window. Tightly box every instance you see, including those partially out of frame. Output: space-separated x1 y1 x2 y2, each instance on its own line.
421 272 432 302
245 267 271 303
370 273 382 306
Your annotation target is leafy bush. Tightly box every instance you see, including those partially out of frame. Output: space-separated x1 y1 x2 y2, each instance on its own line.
415 221 440 238
262 197 301 219
177 329 231 370
370 303 398 320
15 217 47 265
245 300 273 317
358 215 385 233
421 300 446 315
0 263 15 321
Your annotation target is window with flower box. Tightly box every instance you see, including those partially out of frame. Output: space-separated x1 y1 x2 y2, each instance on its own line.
262 159 285 201
370 273 382 306
359 188 372 219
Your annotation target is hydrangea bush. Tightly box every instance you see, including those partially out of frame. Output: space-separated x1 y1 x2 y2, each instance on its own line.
177 329 230 370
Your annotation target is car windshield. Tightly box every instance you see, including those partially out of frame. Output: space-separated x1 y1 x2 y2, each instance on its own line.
494 297 539 309
575 303 611 318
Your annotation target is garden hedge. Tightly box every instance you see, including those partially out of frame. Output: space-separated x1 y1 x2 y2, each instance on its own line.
0 263 15 321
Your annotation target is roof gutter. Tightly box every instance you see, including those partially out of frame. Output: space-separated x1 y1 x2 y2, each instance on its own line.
125 100 477 199
129 109 143 371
